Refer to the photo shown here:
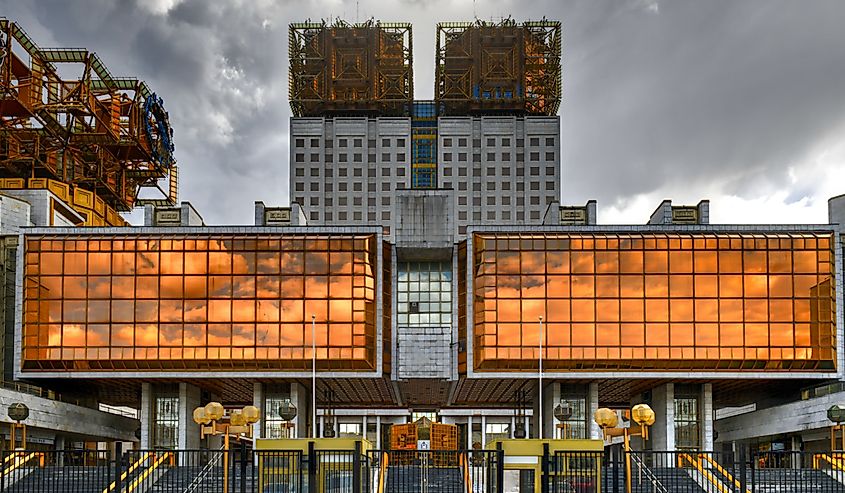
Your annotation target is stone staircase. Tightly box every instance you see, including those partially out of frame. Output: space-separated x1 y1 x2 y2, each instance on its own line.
3 466 111 493
149 464 256 492
751 469 845 492
601 466 706 492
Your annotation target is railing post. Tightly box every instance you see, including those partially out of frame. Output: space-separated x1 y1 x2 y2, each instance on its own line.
114 442 123 493
240 441 248 493
353 441 362 493
541 443 549 493
747 448 754 493
612 447 620 493
496 443 504 493
308 441 317 493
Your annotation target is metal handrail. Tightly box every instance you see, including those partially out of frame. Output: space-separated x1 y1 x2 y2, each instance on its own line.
628 452 669 493
102 452 153 493
678 453 732 493
814 453 845 472
697 453 749 493
2 452 44 476
182 446 226 493
124 452 172 493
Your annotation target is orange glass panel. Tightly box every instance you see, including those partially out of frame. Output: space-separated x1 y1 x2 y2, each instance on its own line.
619 251 643 274
669 275 693 298
694 251 717 273
719 251 742 273
644 251 668 273
669 251 692 273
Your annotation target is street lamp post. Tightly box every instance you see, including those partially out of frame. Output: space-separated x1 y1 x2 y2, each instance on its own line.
538 316 544 440
279 400 298 438
595 404 655 493
7 403 29 450
554 402 574 439
827 404 845 451
312 314 317 439
193 402 260 493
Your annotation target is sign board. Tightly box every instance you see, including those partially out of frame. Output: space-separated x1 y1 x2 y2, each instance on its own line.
672 207 698 224
155 209 181 225
560 207 587 225
265 208 291 224
417 440 431 450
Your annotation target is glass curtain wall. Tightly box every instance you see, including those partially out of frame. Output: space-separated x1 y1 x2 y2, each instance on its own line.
21 233 379 371
472 232 836 371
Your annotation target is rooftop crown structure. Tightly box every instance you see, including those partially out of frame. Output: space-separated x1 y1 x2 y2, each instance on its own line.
288 19 413 117
0 19 176 225
436 19 562 115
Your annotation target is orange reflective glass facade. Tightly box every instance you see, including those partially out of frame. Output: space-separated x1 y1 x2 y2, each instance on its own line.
472 232 837 371
22 233 380 371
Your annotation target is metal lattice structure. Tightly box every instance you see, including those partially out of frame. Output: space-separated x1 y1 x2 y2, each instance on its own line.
289 19 413 117
436 19 561 116
0 19 177 225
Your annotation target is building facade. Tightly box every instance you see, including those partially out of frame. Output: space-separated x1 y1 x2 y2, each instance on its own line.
2 17 844 459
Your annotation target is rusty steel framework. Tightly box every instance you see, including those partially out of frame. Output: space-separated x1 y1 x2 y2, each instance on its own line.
0 19 177 219
436 19 561 116
289 19 413 117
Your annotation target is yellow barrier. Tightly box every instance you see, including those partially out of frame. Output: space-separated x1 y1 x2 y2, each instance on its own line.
2 452 44 476
123 452 172 492
814 453 845 472
102 452 154 493
377 451 387 493
461 453 471 493
678 453 733 493
697 453 750 493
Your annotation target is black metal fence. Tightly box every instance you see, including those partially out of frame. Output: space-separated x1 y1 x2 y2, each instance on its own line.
551 449 845 493
3 446 845 493
368 449 500 493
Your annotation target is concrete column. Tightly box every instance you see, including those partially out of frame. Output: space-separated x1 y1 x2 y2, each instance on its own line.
588 382 601 440
253 383 264 440
291 382 309 438
701 383 714 451
376 416 382 449
510 416 516 439
467 416 473 446
481 415 487 447
178 383 201 450
140 383 153 450
651 383 675 451
55 434 65 466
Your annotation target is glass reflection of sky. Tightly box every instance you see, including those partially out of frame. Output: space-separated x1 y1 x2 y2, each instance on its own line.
473 232 836 371
23 234 379 371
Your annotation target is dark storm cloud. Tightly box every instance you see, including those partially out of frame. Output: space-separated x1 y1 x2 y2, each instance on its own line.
556 0 845 217
3 0 844 224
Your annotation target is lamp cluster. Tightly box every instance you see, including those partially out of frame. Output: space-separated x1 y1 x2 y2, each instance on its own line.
192 402 260 439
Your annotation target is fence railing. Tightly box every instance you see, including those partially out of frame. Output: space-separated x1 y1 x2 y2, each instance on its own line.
3 447 845 492
551 449 845 493
367 449 500 493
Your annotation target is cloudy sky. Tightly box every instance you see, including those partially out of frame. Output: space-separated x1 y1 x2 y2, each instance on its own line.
5 0 845 225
